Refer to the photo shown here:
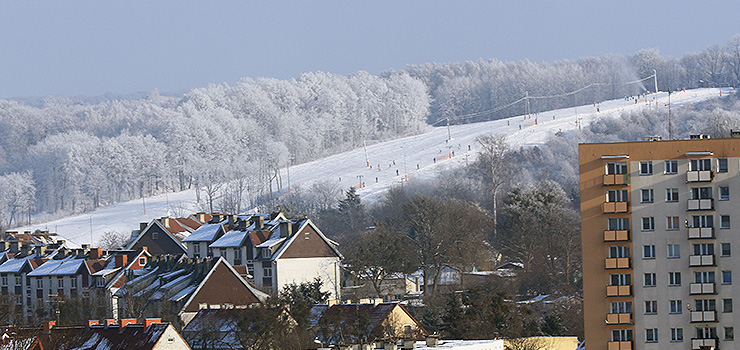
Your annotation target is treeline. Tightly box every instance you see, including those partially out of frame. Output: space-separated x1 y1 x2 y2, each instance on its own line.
0 72 429 228
408 35 740 124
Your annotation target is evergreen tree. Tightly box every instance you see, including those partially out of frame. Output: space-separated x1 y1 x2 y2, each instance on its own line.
337 187 367 235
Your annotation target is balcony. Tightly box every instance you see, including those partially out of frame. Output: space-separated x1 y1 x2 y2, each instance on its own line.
606 285 632 297
690 282 716 295
604 230 630 242
688 198 714 211
689 254 715 267
687 170 713 182
607 341 633 350
691 338 717 350
603 174 630 186
603 202 629 214
606 313 632 325
605 257 631 269
690 310 717 323
688 227 715 239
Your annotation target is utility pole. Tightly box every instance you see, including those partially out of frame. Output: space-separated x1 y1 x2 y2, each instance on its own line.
356 175 363 188
446 118 451 141
363 140 369 167
653 69 658 94
668 86 672 140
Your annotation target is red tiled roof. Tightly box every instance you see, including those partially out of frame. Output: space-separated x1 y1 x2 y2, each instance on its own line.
249 230 271 246
176 218 202 231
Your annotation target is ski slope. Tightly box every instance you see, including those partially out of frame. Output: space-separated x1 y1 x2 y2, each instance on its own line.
17 88 731 247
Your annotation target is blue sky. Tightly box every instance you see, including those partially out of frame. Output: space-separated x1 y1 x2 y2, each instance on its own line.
1 1 739 98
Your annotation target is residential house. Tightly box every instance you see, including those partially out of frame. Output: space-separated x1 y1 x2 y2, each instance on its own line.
183 221 227 259
181 307 292 349
126 217 191 256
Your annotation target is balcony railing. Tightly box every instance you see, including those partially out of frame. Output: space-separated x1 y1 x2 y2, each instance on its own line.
688 198 714 211
603 174 630 186
690 282 716 295
606 313 632 325
687 170 713 182
606 285 632 297
691 338 717 350
688 227 715 239
689 254 715 267
605 257 631 269
690 310 717 323
603 201 629 214
604 230 630 242
607 341 633 350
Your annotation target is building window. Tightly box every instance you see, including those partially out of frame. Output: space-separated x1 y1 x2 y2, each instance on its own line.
645 328 658 343
721 215 731 229
645 300 657 314
612 329 633 342
608 218 629 230
669 300 682 314
611 301 632 313
640 161 653 175
695 271 715 283
262 248 271 258
96 277 105 287
57 277 63 288
609 246 630 258
724 298 733 313
726 327 734 341
719 158 728 172
641 189 654 203
151 231 159 240
644 273 656 287
139 257 146 266
694 243 714 256
70 278 76 289
642 217 655 231
722 243 731 257
723 270 732 285
665 160 678 174
666 216 680 231
193 244 200 255
36 279 42 289
606 162 628 175
221 248 228 260
643 245 655 259
691 187 713 199
696 299 716 312
670 328 683 342
607 189 628 202
610 273 631 286
15 276 21 286
690 158 712 171
697 327 717 339
669 272 681 286
304 232 310 240
665 188 679 202
1 276 6 286
692 215 714 228
720 186 730 200
263 268 272 277
667 244 680 258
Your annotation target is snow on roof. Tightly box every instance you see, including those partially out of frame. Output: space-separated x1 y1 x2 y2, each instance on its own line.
169 285 196 302
414 339 504 349
210 229 249 248
256 236 285 249
183 223 223 242
0 254 35 273
28 256 84 277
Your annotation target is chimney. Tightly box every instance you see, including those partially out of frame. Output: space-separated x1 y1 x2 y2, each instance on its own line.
279 221 292 238
20 244 29 256
87 320 100 328
115 254 128 268
227 215 235 225
162 217 170 228
732 130 740 138
198 212 206 222
104 319 117 327
144 318 162 329
9 242 19 253
328 299 338 307
89 248 102 260
252 216 264 230
42 321 55 332
120 318 137 331
237 219 247 230
81 244 90 251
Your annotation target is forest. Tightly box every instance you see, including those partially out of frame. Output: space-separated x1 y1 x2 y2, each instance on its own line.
1 35 740 230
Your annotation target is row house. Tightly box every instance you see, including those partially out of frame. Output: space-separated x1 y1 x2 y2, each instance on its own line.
126 213 214 256
183 212 343 299
114 255 269 326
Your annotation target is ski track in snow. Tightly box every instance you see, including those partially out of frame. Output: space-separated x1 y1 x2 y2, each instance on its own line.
16 88 731 247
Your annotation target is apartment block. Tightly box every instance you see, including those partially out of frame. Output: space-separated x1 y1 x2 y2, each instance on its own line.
580 135 740 350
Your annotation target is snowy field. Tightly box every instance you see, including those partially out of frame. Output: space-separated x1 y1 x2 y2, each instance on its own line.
17 88 731 247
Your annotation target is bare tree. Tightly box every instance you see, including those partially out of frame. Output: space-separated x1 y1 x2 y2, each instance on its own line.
725 35 740 85
506 337 552 350
475 134 511 236
97 230 129 250
702 45 727 86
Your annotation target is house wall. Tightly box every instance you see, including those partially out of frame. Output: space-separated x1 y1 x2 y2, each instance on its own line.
132 225 186 256
275 257 341 299
153 324 192 350
182 263 261 313
280 225 337 259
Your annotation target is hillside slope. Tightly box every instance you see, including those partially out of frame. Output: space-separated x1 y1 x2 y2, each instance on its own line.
17 88 730 247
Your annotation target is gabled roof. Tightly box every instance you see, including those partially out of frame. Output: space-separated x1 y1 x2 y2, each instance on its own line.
271 219 343 261
126 219 187 253
312 302 424 344
27 257 86 277
0 253 37 274
180 257 269 314
182 308 285 349
37 323 188 350
209 224 254 248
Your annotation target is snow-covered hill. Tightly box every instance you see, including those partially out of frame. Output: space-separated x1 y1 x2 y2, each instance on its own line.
17 88 730 247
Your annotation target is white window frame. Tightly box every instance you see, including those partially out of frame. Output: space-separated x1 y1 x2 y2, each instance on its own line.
720 186 730 201
641 189 654 203
669 272 681 286
670 328 683 342
722 243 731 257
666 216 680 231
665 188 679 202
643 245 655 259
644 272 656 287
640 161 653 175
669 300 682 314
723 270 732 285
645 300 658 314
642 217 655 231
645 328 658 343
721 215 731 229
667 244 680 258
718 158 728 173
664 160 678 174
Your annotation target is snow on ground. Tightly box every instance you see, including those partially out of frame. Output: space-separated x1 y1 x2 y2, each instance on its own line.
16 88 731 247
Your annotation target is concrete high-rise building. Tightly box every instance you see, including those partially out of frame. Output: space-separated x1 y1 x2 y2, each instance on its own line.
580 135 740 350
